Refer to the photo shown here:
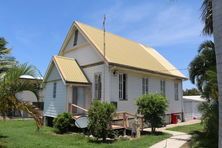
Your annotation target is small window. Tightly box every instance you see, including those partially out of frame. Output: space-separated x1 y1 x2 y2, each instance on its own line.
119 73 127 100
160 80 166 96
53 82 57 98
73 30 78 46
174 82 179 101
142 78 149 95
94 73 102 99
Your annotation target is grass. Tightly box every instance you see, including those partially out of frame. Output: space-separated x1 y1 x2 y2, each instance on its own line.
0 120 170 148
166 123 203 134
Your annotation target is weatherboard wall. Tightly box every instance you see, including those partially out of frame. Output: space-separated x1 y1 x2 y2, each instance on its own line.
43 65 67 117
62 31 103 66
110 70 183 114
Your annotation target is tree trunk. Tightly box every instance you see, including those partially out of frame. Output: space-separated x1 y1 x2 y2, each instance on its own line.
102 136 106 142
212 0 222 147
151 127 156 133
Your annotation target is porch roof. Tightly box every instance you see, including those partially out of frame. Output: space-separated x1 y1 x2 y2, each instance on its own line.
53 56 90 84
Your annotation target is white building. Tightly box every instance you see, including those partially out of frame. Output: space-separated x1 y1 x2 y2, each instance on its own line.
183 95 206 121
43 21 187 124
10 75 44 117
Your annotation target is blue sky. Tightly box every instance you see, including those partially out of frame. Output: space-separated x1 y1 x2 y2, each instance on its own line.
0 0 209 89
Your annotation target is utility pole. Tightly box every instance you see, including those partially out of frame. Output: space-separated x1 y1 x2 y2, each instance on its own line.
103 15 106 102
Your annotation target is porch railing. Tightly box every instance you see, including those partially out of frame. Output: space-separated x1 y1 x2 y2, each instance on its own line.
68 104 144 130
113 111 144 130
68 103 88 115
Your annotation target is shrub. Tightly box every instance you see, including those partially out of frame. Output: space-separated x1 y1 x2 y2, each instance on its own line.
136 93 168 133
88 100 116 141
195 100 218 148
53 112 73 134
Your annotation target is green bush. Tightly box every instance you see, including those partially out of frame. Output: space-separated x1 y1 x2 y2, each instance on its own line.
53 112 73 134
88 100 116 141
194 100 218 148
136 93 168 133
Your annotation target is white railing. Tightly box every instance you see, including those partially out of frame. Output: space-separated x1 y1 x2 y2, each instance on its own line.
68 103 88 114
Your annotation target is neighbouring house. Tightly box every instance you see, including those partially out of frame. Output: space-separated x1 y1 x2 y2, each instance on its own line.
43 21 187 125
8 75 44 118
183 95 206 121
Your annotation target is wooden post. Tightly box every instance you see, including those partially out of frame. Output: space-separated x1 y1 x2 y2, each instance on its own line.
68 103 70 112
123 112 126 136
71 103 73 114
141 117 144 131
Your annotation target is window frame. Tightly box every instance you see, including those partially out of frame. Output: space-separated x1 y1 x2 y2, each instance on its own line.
160 80 166 96
73 30 78 46
142 77 149 95
94 73 102 100
174 82 179 101
119 73 127 100
53 82 57 98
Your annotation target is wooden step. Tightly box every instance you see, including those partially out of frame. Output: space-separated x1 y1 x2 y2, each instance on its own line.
111 124 125 130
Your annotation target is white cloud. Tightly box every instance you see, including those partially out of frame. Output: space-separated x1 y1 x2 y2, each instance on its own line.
90 1 205 47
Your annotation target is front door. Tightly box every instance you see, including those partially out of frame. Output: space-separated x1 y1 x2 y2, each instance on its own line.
72 86 85 114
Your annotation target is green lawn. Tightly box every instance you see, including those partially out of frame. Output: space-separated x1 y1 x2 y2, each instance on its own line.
0 120 170 148
167 123 204 148
166 123 203 134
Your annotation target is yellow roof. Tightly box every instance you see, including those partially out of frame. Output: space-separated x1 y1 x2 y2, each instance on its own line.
53 56 89 84
75 21 186 79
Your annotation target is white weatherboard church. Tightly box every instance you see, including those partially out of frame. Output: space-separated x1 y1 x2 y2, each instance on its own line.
43 21 187 125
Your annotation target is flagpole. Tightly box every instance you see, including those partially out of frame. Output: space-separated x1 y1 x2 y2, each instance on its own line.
103 15 106 102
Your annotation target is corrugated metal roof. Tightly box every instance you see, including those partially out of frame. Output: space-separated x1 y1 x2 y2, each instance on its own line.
53 56 89 84
75 21 186 79
183 96 206 102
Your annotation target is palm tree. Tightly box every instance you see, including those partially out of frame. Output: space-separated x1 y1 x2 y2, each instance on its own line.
0 64 43 130
201 0 222 146
189 40 217 100
201 0 213 35
0 38 16 75
198 100 218 147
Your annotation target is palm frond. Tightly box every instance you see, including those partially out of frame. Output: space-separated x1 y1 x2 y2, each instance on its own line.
0 37 16 74
189 40 217 99
198 40 214 52
0 38 11 55
201 0 213 35
0 64 43 129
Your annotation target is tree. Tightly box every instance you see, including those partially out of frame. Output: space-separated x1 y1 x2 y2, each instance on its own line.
189 39 218 146
136 94 167 133
189 40 217 100
201 0 222 146
0 38 15 75
88 100 116 142
198 100 218 148
183 88 200 96
0 64 43 130
201 0 213 35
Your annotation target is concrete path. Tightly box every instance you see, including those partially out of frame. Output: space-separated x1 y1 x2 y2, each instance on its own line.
144 120 200 148
150 130 191 148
